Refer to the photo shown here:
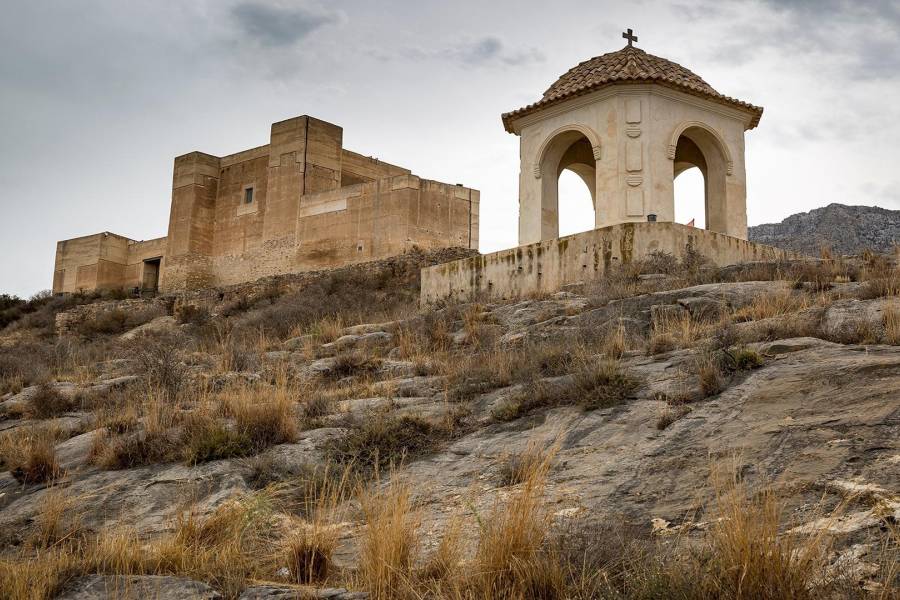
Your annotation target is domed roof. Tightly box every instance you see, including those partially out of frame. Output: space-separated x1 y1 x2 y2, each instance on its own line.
502 45 763 132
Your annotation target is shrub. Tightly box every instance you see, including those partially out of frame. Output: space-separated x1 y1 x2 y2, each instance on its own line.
95 428 181 470
695 351 727 398
328 350 381 381
572 360 641 411
181 412 253 465
328 412 451 473
174 303 210 326
493 360 641 421
28 383 74 419
126 332 186 401
724 346 764 371
640 250 678 274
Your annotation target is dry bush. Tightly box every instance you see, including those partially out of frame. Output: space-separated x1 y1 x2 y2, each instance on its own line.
640 250 679 274
694 474 833 600
0 343 53 394
126 331 187 401
93 392 181 469
572 359 641 411
0 426 60 484
694 350 727 398
791 261 836 292
723 346 764 371
493 359 640 421
328 412 452 473
358 476 419 599
27 383 74 419
328 350 382 381
498 441 554 487
862 270 900 299
174 303 210 326
225 388 298 452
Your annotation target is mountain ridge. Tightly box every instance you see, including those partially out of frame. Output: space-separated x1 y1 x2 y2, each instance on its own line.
748 202 900 256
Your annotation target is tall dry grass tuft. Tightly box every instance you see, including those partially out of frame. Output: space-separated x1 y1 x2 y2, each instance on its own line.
358 476 419 599
699 471 832 600
0 425 60 484
884 302 900 345
31 488 82 550
471 439 563 599
280 464 352 585
733 289 811 322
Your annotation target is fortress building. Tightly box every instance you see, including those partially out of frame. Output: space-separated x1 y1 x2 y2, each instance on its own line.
52 116 479 294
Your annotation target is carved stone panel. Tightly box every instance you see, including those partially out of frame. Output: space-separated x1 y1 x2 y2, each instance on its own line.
625 99 642 124
626 189 644 216
626 139 642 172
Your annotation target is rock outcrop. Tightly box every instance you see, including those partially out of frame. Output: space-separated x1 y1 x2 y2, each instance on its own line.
749 203 900 256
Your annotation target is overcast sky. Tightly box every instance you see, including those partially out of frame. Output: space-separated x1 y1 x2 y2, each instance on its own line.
1 0 898 297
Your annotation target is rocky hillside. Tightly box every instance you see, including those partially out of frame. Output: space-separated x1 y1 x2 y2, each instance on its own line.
0 251 898 599
749 203 900 256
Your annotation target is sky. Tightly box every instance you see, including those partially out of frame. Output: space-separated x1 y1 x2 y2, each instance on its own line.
1 0 898 297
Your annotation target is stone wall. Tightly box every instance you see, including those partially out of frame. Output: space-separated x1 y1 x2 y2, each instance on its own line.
421 222 799 304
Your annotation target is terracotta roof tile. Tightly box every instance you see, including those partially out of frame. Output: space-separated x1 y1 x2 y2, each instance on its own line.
502 45 763 132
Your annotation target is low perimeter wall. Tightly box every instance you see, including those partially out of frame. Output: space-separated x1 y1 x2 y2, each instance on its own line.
420 222 798 304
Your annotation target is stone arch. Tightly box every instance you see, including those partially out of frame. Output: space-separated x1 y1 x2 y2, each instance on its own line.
667 121 733 175
533 124 602 179
532 125 602 240
668 122 732 234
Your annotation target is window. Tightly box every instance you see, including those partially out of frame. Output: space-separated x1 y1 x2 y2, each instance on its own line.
244 187 254 204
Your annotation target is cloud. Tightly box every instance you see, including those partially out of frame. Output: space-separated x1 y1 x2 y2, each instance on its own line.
399 36 544 67
231 2 340 47
700 0 900 80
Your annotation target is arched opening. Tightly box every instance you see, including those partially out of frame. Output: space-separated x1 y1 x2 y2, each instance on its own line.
671 125 730 233
538 130 598 240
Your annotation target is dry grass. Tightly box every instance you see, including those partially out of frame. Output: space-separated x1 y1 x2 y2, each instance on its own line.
649 312 716 351
733 289 811 322
696 472 833 600
358 476 420 599
695 350 727 398
470 439 560 599
492 358 640 422
883 302 900 345
0 425 61 484
655 402 691 430
282 464 351 584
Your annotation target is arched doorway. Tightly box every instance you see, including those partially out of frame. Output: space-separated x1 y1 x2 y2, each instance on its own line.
670 124 731 233
537 129 599 239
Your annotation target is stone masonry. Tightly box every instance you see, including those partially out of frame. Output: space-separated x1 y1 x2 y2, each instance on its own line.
52 116 479 294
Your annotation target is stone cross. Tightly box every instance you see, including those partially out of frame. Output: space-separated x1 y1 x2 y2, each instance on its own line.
622 28 638 47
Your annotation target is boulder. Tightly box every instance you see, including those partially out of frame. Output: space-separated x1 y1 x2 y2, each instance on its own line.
57 575 221 599
120 316 178 341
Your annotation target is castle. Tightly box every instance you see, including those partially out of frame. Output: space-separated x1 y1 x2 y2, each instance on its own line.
54 32 793 301
52 116 479 294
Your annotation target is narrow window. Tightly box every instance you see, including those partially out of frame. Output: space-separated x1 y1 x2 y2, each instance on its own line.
244 187 254 204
